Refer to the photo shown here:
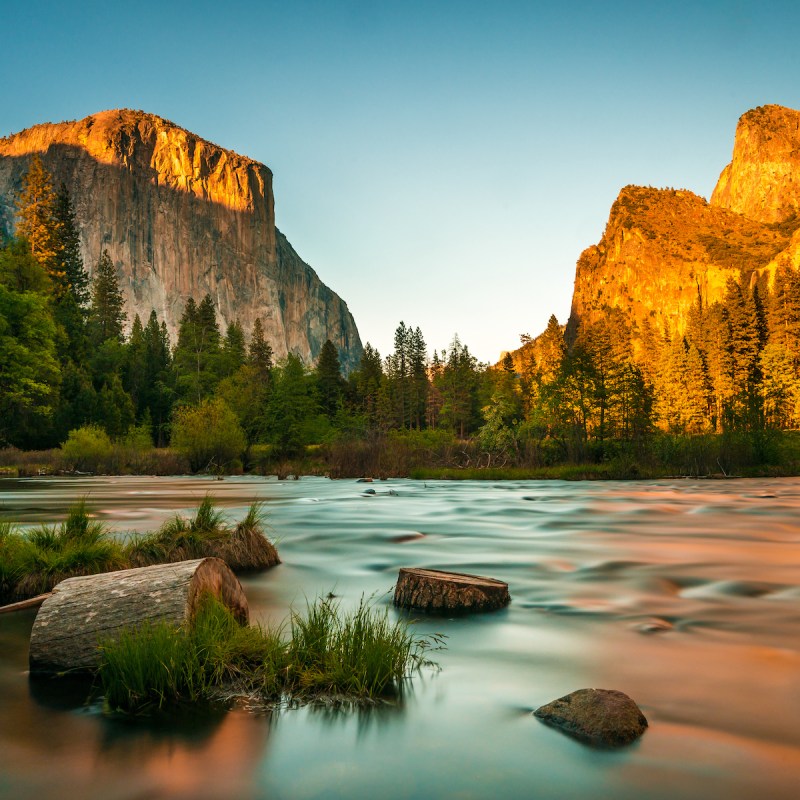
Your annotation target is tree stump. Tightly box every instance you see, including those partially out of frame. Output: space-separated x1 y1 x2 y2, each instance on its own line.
29 557 249 676
393 568 510 614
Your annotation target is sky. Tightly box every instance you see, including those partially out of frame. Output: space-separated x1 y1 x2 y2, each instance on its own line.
3 1 800 362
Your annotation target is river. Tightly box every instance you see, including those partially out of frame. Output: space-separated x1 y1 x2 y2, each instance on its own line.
0 475 798 799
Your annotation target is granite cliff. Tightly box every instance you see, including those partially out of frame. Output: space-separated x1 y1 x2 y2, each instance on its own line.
568 104 800 340
0 110 362 370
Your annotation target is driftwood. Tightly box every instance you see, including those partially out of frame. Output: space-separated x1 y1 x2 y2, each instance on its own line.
393 568 510 614
0 593 53 615
29 557 248 675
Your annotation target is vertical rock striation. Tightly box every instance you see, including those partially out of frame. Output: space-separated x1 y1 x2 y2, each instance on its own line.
0 109 362 370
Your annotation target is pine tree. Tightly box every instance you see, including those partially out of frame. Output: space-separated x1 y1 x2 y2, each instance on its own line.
15 154 63 289
353 343 383 424
124 314 147 414
90 250 126 344
220 320 246 377
248 318 273 382
437 334 480 438
408 326 428 429
316 339 344 417
173 294 222 403
52 182 89 309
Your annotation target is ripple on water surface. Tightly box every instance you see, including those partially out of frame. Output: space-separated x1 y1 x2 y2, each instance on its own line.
0 475 798 800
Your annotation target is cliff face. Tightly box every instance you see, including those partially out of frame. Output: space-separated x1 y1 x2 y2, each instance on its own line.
711 104 800 223
0 109 362 370
568 105 800 340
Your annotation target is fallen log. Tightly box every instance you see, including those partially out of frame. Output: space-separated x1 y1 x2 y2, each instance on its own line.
29 557 248 676
393 567 510 614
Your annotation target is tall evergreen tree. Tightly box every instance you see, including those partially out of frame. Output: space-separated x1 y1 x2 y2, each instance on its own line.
248 318 273 382
352 343 383 424
315 339 345 418
90 250 126 344
220 320 246 377
173 294 222 403
52 182 89 309
15 154 63 288
408 327 428 429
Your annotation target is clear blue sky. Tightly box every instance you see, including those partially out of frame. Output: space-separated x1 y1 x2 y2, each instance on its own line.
3 1 800 362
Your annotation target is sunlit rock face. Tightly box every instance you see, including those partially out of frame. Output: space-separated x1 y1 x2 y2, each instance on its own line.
711 104 800 223
567 105 800 341
0 109 362 370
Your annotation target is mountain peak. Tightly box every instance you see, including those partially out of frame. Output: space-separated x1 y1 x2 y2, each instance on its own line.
711 103 800 223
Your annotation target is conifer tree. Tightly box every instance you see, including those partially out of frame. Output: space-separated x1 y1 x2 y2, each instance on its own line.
408 326 428 429
353 343 383 423
124 314 147 413
174 294 222 403
220 320 246 377
316 339 345 417
142 313 174 445
53 182 89 309
90 250 126 344
15 155 63 289
248 318 273 382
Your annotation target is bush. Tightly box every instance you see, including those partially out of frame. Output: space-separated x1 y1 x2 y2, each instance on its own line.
61 425 113 472
171 398 247 472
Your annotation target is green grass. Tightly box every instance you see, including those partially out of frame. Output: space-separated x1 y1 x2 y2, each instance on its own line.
98 595 443 714
408 464 638 481
0 497 279 603
1 501 127 600
125 496 280 571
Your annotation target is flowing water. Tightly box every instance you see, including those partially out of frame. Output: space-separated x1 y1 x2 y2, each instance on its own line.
0 475 798 800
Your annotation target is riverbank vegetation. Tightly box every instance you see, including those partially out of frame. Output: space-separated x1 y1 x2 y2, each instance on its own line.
4 157 800 480
99 594 442 713
0 498 276 604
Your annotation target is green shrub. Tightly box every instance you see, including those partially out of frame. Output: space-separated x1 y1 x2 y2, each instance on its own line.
171 398 247 472
61 425 113 471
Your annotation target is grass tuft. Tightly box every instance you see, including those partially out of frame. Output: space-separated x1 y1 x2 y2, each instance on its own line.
3 502 127 600
125 497 279 570
98 595 443 714
1 497 279 603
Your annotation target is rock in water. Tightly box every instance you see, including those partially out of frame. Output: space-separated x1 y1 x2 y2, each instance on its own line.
29 557 249 675
0 109 362 371
534 688 648 747
393 568 510 613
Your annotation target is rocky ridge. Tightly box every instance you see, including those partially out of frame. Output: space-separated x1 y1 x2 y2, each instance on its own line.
565 105 800 342
0 109 362 370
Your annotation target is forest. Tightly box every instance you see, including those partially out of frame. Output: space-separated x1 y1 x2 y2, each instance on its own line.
2 156 800 479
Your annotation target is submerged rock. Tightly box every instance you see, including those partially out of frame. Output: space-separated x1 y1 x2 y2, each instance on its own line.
533 688 647 747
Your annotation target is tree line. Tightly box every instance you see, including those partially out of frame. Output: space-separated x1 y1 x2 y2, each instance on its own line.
2 155 799 473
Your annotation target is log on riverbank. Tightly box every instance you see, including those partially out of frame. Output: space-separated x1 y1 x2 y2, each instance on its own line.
29 557 248 676
393 568 510 613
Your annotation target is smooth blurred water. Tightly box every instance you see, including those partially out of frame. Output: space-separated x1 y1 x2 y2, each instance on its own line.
0 475 798 800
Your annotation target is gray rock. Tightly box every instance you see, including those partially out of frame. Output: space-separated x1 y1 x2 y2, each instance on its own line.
534 688 647 747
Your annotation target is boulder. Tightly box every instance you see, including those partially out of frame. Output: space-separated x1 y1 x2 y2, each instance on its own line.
534 688 647 747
